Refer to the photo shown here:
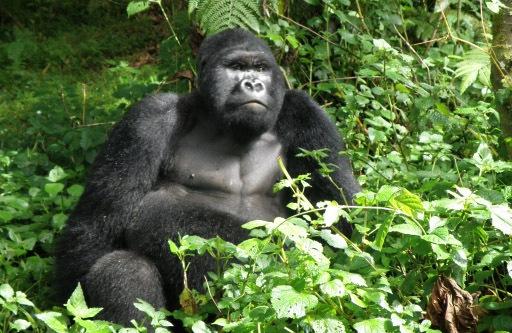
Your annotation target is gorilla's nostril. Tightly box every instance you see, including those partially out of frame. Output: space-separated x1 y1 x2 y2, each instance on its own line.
254 82 264 92
243 81 253 90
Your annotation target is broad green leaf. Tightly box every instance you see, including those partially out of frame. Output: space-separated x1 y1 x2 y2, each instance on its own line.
311 318 346 333
191 320 213 333
372 215 394 250
337 271 367 287
52 213 68 229
320 279 346 298
271 285 318 319
373 39 393 51
277 220 308 241
48 166 67 182
434 0 449 12
295 238 329 267
421 227 462 246
452 248 468 269
14 291 34 307
74 318 112 333
127 1 150 17
0 284 14 299
455 48 490 93
353 318 390 333
36 312 68 333
45 183 65 196
67 184 84 197
323 202 342 227
431 244 450 260
242 220 271 230
375 185 400 202
66 284 103 319
486 0 507 13
10 319 31 332
168 240 179 254
389 189 424 217
490 204 512 235
389 223 422 236
318 229 347 249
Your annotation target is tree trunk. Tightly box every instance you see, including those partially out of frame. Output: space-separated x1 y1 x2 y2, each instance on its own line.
491 1 512 159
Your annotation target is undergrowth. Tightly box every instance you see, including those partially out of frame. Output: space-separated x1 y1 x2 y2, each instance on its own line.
1 0 511 332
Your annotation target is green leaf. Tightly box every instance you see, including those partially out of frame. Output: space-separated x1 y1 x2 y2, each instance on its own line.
10 319 31 332
372 215 394 250
353 318 390 333
271 285 318 319
48 166 67 182
67 184 84 197
389 189 424 217
276 220 308 241
375 185 401 202
489 204 512 235
15 291 34 307
320 279 346 298
389 223 422 236
421 227 462 246
311 318 346 333
486 0 507 13
127 1 150 17
191 320 214 333
434 0 449 12
168 240 179 254
318 229 347 249
44 183 65 196
66 284 103 319
242 220 271 229
36 312 68 333
337 271 367 287
295 238 329 267
0 284 14 299
52 213 68 229
455 48 490 93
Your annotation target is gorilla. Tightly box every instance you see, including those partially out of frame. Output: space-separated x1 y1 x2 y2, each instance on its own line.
55 29 360 326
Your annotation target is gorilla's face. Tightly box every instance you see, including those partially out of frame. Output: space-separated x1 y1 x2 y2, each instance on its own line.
197 30 285 140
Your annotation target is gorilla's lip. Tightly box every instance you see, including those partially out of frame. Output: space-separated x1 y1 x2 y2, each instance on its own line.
239 100 267 108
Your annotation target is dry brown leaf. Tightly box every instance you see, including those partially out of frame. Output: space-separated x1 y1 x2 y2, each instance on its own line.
426 276 478 333
179 287 198 315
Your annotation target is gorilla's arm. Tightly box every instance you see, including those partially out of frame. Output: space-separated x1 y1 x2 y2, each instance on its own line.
55 93 180 300
277 90 360 231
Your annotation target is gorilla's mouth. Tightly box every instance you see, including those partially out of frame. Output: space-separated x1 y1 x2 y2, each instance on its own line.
239 100 267 110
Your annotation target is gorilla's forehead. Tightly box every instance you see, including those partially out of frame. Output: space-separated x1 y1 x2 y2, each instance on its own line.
204 45 274 62
198 29 275 69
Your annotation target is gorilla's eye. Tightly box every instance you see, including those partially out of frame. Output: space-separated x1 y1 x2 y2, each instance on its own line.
229 62 244 70
254 63 267 72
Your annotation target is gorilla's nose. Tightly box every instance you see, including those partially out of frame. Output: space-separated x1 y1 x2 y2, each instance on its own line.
241 78 265 94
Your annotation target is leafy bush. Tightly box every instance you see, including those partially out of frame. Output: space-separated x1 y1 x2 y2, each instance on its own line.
1 0 511 332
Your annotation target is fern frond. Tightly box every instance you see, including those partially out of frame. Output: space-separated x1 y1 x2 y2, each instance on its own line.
194 0 262 35
454 48 491 93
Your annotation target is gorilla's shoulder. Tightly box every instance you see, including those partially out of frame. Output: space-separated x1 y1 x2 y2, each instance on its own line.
129 93 180 119
279 89 324 121
112 93 183 141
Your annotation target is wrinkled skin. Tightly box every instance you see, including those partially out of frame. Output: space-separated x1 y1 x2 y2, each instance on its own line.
55 29 360 330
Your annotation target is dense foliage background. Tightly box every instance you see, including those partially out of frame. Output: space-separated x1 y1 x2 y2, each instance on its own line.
1 0 512 332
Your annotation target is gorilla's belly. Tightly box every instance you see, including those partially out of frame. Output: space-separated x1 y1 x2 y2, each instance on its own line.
168 182 283 221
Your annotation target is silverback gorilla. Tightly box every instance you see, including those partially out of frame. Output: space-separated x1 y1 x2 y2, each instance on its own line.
55 29 360 326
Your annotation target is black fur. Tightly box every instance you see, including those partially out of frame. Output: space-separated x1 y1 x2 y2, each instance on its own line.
55 28 360 327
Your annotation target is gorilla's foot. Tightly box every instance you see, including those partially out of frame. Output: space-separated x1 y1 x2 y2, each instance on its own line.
83 250 166 327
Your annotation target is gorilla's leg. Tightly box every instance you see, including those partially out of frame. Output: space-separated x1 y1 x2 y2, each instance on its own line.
83 250 166 326
126 189 249 308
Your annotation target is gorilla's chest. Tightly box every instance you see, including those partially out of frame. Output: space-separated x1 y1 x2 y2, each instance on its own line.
169 130 283 194
157 126 285 221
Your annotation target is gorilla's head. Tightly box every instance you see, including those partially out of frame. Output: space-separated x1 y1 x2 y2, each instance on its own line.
197 29 286 140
